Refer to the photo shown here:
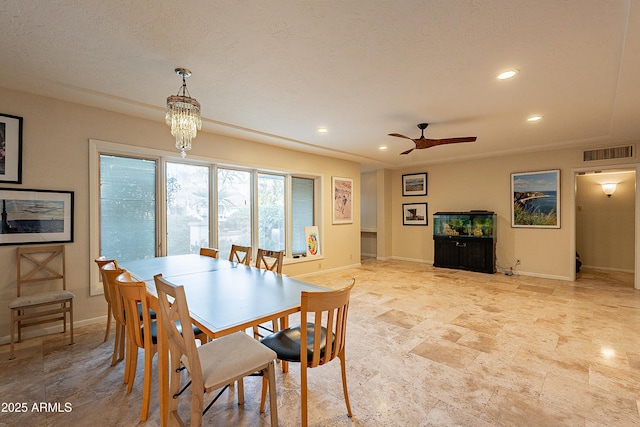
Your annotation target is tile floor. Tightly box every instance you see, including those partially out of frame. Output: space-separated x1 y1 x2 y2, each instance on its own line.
1 259 639 426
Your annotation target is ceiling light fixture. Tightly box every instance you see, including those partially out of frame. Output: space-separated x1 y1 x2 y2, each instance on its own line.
378 145 388 151
166 68 202 158
317 127 328 133
498 69 519 80
527 115 543 122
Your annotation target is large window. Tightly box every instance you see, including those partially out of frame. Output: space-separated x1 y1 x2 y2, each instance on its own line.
93 142 320 271
99 154 156 262
217 168 252 259
166 162 210 255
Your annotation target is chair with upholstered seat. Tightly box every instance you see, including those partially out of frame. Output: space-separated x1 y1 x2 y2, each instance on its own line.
94 256 116 342
253 249 285 339
9 245 74 360
199 247 219 258
229 244 252 266
261 279 355 426
153 273 278 426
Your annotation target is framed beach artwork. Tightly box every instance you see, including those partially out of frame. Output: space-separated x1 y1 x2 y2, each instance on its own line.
0 188 74 245
0 113 23 184
403 203 428 226
402 172 427 196
511 169 560 228
332 176 353 224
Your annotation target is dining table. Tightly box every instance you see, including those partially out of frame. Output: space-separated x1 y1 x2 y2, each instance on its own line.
120 253 328 426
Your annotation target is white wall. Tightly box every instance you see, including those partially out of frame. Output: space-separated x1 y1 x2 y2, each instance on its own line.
0 87 360 340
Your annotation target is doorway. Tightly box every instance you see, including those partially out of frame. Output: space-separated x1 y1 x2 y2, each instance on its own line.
574 168 637 288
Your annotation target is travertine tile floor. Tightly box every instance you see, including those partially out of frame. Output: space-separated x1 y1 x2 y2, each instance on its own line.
1 259 639 426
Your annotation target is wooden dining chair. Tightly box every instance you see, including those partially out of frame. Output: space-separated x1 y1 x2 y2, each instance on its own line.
253 249 285 339
199 247 219 258
260 279 356 426
100 262 127 367
9 245 74 360
229 244 252 266
115 271 157 421
94 256 115 342
153 274 279 426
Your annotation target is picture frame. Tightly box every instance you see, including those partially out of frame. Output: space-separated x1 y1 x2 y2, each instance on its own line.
0 113 23 184
402 172 427 196
403 202 428 226
332 176 353 224
0 188 74 245
511 169 560 228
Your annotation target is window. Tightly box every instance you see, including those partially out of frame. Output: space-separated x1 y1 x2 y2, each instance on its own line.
99 154 156 262
291 177 314 255
258 173 285 251
217 168 252 259
166 162 210 255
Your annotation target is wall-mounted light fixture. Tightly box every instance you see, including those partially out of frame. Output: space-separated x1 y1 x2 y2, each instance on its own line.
601 183 617 198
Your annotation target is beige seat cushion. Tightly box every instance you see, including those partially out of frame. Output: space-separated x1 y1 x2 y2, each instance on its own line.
9 290 75 309
181 331 276 389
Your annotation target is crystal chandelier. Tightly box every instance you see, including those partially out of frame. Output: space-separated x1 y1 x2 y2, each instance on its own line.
166 68 202 158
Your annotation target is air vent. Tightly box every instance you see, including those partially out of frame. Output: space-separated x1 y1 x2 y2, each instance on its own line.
583 145 634 162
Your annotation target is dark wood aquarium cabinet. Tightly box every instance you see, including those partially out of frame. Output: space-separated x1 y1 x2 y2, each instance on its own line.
433 211 496 274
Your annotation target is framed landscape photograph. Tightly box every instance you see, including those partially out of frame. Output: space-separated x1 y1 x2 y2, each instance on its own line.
402 172 427 196
0 113 23 184
511 169 560 228
0 188 74 245
332 176 353 224
403 203 428 226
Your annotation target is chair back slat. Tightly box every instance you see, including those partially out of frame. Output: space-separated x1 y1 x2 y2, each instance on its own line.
116 272 153 350
100 262 126 326
199 247 219 258
229 244 252 265
255 249 284 274
17 245 66 296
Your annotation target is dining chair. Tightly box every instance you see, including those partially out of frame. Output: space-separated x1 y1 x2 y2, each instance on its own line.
260 279 356 426
199 247 219 258
94 256 115 342
229 244 252 266
153 273 279 426
99 262 127 367
9 245 74 360
253 249 285 339
115 271 157 421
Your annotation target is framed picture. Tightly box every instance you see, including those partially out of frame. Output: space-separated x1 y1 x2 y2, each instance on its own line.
402 172 427 196
0 113 23 184
403 203 428 226
511 169 560 228
0 188 74 245
332 176 353 224
304 225 320 257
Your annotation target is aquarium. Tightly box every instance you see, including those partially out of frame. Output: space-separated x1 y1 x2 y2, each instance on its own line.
433 211 495 238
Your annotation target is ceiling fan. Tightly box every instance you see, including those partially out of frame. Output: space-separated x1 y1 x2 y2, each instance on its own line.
388 123 477 155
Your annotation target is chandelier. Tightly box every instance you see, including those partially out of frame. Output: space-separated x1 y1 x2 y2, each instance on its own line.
166 68 202 158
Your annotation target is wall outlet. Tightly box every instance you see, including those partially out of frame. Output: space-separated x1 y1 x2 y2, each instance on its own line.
515 259 521 266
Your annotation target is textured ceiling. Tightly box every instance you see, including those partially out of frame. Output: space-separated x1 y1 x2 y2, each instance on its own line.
1 1 638 171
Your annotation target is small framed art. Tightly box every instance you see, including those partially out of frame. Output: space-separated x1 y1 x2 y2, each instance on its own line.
402 172 427 196
403 203 428 226
332 176 353 224
0 113 23 184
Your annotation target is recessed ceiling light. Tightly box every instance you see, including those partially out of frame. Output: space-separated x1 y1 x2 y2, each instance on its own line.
378 145 388 151
498 69 519 80
317 127 328 133
527 115 543 122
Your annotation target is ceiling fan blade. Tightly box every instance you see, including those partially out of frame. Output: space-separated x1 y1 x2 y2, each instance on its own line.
388 133 413 140
429 136 477 145
400 147 415 155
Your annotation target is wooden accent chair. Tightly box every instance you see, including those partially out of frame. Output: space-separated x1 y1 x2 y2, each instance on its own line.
154 274 279 426
261 279 356 426
9 245 74 360
228 244 252 266
199 247 219 258
253 249 285 339
99 262 127 367
94 256 115 342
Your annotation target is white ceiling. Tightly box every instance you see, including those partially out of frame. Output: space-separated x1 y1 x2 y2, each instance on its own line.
1 1 639 171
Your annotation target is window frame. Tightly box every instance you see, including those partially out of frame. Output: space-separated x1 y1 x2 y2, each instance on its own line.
89 139 322 295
